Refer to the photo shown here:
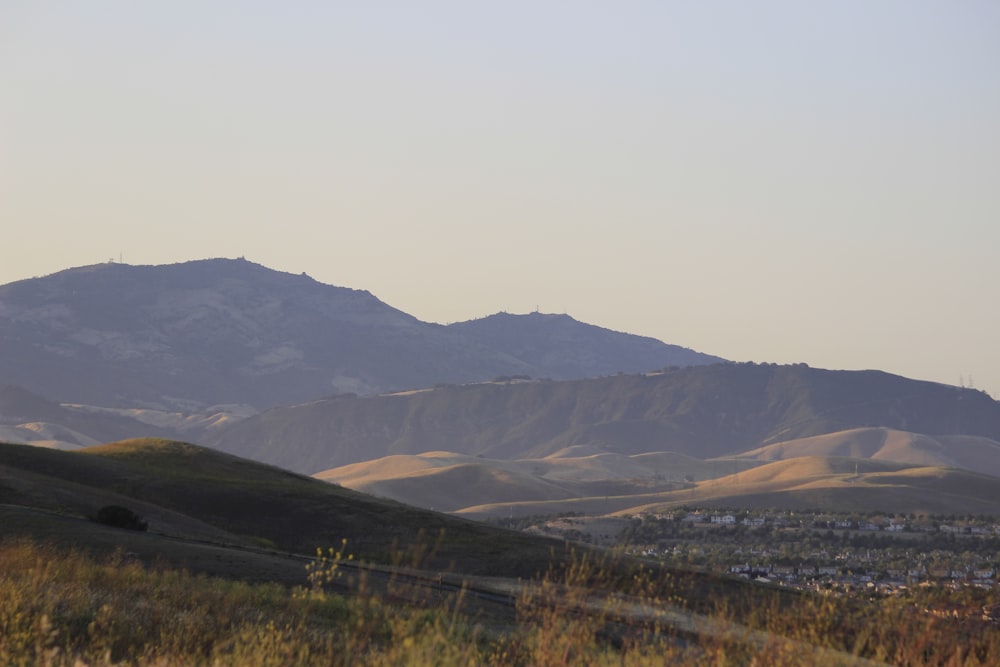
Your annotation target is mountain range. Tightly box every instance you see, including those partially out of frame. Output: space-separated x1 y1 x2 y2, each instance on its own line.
0 258 722 411
4 258 1000 521
207 363 1000 473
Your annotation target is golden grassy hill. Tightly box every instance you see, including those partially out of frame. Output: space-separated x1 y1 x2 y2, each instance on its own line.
449 455 1000 519
740 427 1000 477
321 443 1000 520
621 456 1000 516
316 450 722 513
329 461 576 512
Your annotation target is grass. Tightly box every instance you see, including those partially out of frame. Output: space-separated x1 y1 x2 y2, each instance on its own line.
0 537 489 666
3 536 1000 666
451 455 1000 519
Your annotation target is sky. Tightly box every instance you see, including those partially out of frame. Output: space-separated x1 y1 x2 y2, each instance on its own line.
2 1 998 397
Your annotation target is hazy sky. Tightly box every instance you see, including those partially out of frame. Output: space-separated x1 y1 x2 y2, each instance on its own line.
2 2 998 397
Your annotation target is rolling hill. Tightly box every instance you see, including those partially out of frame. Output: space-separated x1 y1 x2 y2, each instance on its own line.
621 456 1000 517
315 449 714 513
738 427 1000 478
447 456 1000 520
316 442 1000 520
0 438 564 578
0 384 180 449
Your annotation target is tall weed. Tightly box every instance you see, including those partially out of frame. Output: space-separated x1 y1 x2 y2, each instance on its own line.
1 536 998 666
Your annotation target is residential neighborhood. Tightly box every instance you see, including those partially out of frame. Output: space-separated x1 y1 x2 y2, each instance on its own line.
620 510 999 594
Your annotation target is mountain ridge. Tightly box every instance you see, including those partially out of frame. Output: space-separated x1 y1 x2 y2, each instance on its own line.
208 363 1000 475
447 311 721 378
0 258 722 410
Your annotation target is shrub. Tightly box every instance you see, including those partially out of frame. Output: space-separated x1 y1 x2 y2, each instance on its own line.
94 505 148 532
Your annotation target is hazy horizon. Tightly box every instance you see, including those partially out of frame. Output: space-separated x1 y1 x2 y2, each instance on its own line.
2 2 998 398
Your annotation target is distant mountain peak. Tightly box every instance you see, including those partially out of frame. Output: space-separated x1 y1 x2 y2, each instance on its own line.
448 310 723 378
0 259 723 409
491 311 575 319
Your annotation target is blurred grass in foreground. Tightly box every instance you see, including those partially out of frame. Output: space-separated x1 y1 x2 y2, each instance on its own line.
1 537 998 666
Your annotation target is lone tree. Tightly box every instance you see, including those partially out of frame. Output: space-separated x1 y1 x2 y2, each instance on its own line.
95 505 148 532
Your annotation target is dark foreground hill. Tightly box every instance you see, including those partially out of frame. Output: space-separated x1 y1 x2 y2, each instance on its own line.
0 258 721 410
0 438 561 577
208 363 1000 475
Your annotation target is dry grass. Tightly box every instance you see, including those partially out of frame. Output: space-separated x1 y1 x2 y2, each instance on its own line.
743 428 1000 478
322 439 1000 520
3 536 999 666
316 449 719 514
0 537 482 667
456 453 1000 519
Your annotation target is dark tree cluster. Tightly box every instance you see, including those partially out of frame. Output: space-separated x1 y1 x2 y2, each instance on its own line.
94 505 148 532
